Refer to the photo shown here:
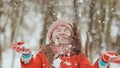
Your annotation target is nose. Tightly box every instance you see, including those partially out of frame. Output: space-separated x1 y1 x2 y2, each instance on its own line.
59 29 65 35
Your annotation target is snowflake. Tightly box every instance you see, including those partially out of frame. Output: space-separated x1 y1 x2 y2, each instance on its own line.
64 61 71 66
53 58 62 68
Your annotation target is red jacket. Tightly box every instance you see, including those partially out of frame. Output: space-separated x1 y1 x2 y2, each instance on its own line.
93 59 109 68
21 52 93 68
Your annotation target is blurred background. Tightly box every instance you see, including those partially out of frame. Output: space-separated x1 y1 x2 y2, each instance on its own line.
0 0 120 68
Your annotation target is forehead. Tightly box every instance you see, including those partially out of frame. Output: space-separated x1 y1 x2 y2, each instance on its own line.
55 26 70 30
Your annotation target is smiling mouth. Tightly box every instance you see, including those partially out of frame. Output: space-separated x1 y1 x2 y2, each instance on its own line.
57 34 68 39
56 36 68 42
57 36 67 40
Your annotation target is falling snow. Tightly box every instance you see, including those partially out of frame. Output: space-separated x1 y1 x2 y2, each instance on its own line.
1 0 120 68
53 58 62 68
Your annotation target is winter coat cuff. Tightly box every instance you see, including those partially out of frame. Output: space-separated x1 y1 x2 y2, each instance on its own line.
22 53 32 58
98 59 107 66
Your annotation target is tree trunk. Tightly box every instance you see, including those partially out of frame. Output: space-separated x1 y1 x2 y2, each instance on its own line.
73 0 79 23
0 0 3 68
10 1 25 68
40 0 57 45
88 0 96 63
96 0 106 56
105 0 116 51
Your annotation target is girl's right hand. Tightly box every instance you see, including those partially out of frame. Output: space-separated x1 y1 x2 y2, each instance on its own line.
12 41 31 54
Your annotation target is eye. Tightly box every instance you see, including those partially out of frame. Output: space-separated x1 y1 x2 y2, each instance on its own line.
64 29 70 32
54 28 61 32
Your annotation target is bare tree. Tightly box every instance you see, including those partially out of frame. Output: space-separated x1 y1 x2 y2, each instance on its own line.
88 0 119 63
88 0 96 62
0 0 3 68
95 0 106 56
73 0 79 23
115 23 120 52
105 0 116 51
39 0 57 45
8 0 26 68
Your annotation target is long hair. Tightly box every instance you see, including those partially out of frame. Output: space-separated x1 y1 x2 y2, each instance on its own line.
71 23 82 54
71 23 90 57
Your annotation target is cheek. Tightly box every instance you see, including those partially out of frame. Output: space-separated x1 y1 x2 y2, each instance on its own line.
66 31 72 36
51 32 58 41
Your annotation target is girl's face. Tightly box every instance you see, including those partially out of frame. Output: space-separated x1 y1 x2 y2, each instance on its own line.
51 26 72 45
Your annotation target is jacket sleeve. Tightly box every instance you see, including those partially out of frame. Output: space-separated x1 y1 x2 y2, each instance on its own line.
78 54 93 68
93 59 109 68
21 52 50 68
93 59 99 68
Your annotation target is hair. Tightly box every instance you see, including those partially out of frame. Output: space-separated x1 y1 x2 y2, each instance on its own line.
71 23 82 54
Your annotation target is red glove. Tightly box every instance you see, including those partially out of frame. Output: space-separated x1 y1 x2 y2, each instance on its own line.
101 51 119 63
12 41 31 54
109 56 120 64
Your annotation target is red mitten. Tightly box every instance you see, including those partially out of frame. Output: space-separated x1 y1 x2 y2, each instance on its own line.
109 55 120 64
101 51 119 63
12 41 31 54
